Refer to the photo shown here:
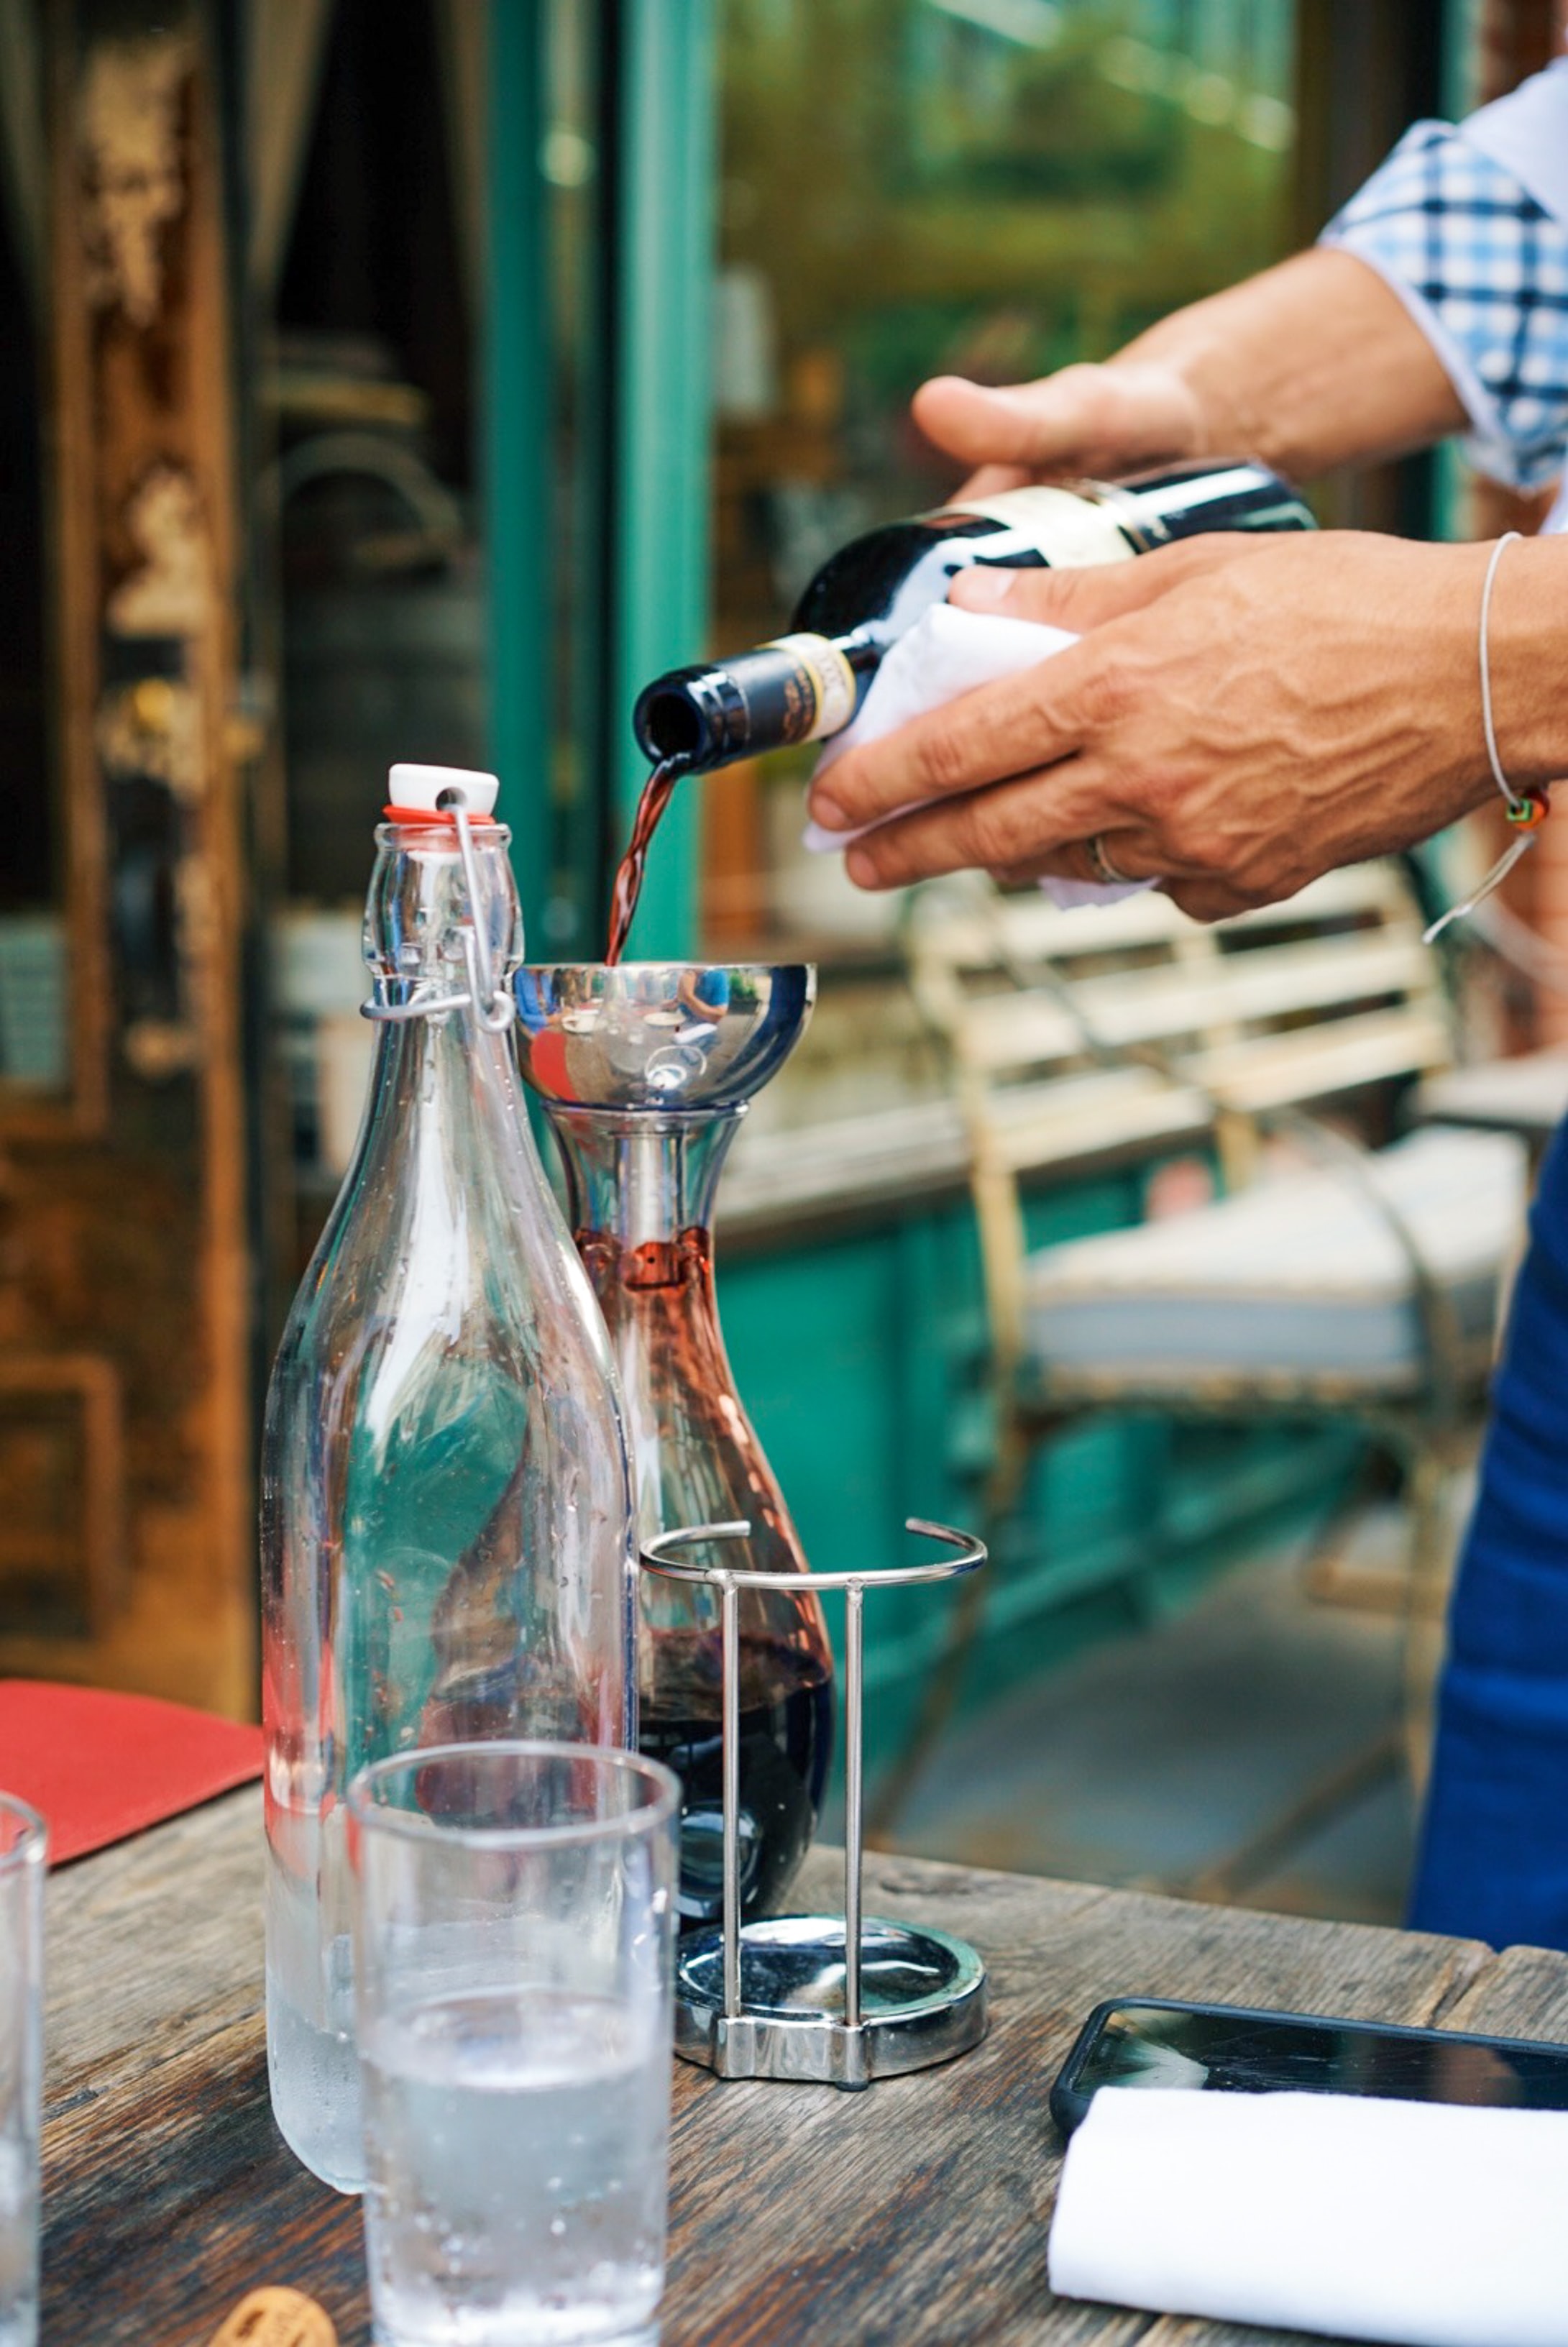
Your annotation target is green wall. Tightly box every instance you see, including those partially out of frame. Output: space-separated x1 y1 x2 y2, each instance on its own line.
717 1177 1357 1800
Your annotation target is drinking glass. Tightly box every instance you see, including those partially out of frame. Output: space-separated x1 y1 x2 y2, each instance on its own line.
0 1798 45 2347
347 1743 679 2347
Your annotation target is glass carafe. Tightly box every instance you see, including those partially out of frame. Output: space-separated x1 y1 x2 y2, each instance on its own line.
515 963 834 1928
262 777 634 2192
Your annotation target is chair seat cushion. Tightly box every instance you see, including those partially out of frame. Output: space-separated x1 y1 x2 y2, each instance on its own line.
1023 1127 1528 1393
1413 1048 1568 1141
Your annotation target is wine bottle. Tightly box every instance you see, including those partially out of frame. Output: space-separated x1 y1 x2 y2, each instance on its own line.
633 459 1312 773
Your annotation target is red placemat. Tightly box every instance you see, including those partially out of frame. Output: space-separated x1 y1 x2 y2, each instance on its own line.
0 1680 263 1865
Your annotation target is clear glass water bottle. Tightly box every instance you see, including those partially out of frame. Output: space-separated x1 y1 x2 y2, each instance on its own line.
262 764 635 2193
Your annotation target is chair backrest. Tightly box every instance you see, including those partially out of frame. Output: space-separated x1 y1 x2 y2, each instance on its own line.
904 863 1457 1364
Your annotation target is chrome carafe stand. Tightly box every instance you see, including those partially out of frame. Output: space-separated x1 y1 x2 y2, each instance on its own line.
641 1519 989 2090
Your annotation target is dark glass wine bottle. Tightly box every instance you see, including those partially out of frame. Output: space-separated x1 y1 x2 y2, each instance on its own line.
633 459 1312 773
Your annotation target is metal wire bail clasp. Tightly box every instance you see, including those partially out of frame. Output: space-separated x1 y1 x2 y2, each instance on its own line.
640 1517 989 2089
363 784 515 1033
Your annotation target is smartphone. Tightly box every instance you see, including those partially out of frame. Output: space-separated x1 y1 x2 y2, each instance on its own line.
1050 1997 1568 2136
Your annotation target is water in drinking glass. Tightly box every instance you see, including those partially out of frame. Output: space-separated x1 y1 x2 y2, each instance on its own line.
0 1795 43 2347
350 1743 677 2346
0 2138 37 2347
362 1985 667 2347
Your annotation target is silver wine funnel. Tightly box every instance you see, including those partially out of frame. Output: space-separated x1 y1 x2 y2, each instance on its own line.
513 962 815 1112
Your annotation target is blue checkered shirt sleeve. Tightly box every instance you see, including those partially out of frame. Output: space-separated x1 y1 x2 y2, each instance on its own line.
1321 119 1568 490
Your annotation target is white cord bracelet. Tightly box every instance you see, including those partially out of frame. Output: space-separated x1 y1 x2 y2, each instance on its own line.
1423 531 1549 944
1480 531 1533 818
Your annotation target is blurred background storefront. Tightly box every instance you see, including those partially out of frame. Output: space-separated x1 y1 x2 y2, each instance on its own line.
0 0 1556 1841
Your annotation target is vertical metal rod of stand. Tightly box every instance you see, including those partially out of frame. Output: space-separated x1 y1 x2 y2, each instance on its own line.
844 1579 865 2031
721 1573 741 2020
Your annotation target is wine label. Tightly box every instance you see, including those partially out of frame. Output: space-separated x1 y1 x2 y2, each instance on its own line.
951 485 1136 567
763 632 858 742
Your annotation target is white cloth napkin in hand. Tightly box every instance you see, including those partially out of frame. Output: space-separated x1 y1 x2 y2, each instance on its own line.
1049 2087 1568 2347
802 602 1155 910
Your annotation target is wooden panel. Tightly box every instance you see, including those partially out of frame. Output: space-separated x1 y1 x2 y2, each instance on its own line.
0 1354 124 1634
0 0 252 1712
47 1790 1568 2346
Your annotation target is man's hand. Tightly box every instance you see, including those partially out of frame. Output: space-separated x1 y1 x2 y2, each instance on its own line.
911 250 1467 498
806 533 1552 923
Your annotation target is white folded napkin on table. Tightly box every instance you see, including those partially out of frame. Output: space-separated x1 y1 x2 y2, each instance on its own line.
803 601 1157 910
1049 2087 1568 2347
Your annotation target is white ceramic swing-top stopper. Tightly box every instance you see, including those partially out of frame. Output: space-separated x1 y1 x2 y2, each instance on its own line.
388 762 500 817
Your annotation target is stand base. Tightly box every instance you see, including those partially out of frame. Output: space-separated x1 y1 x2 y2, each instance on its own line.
674 1914 988 2089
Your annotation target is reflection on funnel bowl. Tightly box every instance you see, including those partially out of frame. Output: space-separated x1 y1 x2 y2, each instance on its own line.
644 1042 711 1094
513 963 815 1112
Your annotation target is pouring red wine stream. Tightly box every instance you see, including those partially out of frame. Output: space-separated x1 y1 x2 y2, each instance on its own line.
605 755 689 964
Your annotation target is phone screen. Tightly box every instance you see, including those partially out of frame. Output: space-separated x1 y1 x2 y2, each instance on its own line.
1056 2001 1568 2130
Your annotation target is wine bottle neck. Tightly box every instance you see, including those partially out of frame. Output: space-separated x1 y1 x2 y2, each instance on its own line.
632 631 863 773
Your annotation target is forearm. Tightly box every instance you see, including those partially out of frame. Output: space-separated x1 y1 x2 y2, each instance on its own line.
1116 248 1469 481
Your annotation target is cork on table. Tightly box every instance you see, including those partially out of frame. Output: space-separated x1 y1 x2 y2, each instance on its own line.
41 1787 1568 2346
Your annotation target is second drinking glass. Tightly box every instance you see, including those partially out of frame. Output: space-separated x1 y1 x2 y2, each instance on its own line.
348 1742 679 2347
0 1795 45 2347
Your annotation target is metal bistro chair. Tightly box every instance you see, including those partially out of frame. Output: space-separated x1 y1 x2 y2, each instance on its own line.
882 864 1528 1870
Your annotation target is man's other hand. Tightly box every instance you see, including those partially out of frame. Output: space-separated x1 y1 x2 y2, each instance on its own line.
912 365 1210 499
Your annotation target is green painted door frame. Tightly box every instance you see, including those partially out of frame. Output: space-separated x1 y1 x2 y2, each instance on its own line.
606 0 716 961
485 0 717 959
484 1 551 935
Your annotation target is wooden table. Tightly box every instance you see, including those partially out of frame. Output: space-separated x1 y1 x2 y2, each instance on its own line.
42 1788 1568 2346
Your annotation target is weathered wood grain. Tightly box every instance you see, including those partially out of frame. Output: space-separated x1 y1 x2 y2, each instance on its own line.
44 1788 264 2110
1439 1938 1568 2044
657 1851 1490 2347
39 1793 1568 2346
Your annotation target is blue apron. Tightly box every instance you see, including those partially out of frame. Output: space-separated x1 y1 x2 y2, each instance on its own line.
1411 1118 1568 1947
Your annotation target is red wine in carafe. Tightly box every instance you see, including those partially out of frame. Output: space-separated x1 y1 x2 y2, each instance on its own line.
639 1628 834 1929
572 1215 838 1925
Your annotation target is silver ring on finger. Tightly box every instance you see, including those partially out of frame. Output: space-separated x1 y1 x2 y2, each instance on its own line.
1086 832 1132 887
